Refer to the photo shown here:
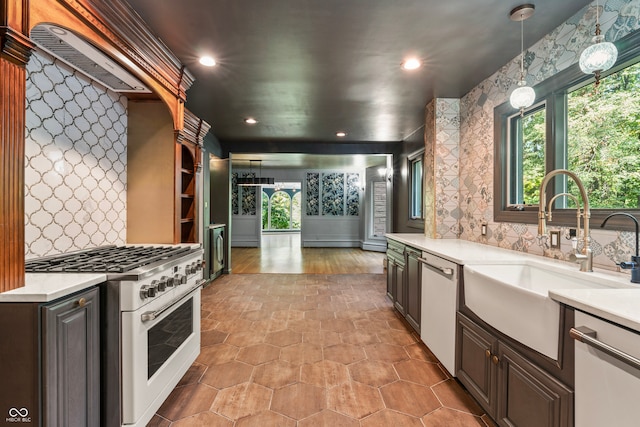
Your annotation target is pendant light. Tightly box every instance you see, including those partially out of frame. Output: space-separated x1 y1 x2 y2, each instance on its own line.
509 4 536 115
579 0 618 89
236 160 275 186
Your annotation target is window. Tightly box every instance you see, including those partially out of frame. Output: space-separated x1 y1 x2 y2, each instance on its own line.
567 67 640 209
261 186 302 231
508 104 546 206
409 152 424 220
495 29 640 230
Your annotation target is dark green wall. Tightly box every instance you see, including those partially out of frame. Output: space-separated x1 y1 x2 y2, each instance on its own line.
392 128 425 234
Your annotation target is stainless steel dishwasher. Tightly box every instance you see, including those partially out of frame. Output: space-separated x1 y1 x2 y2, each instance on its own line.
419 251 458 376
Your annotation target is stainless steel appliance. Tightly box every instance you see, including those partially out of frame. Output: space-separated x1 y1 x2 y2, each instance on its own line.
25 244 204 427
209 224 225 279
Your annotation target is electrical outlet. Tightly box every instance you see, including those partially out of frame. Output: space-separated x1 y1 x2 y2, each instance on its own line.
550 230 561 249
481 222 487 236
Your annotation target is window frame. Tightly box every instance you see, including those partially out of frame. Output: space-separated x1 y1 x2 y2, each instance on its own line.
408 149 425 221
494 29 640 231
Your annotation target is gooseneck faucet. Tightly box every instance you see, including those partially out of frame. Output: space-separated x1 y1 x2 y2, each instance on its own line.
538 169 592 272
600 212 640 283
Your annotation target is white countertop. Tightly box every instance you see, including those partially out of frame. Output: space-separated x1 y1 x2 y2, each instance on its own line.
0 273 106 303
550 288 640 332
385 234 526 264
387 233 640 332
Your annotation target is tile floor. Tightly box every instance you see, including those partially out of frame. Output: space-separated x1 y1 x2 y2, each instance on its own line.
149 273 496 426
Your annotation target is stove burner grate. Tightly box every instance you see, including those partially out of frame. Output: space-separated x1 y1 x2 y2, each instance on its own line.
25 245 193 273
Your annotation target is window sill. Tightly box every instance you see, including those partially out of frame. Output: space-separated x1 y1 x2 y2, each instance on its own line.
406 218 425 231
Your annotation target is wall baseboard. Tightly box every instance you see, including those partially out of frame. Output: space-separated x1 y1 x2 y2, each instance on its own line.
231 239 259 247
302 240 360 248
361 241 386 252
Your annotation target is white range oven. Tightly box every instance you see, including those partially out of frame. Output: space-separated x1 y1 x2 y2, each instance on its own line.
25 244 204 427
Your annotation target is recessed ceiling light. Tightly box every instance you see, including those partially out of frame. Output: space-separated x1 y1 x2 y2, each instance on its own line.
336 131 347 137
199 56 217 67
244 117 258 124
401 58 421 70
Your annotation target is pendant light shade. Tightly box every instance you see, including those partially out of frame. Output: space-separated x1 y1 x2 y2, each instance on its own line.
509 5 536 113
579 0 618 88
579 38 618 74
510 81 536 110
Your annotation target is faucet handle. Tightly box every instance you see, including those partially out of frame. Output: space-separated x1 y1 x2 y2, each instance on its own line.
620 256 640 284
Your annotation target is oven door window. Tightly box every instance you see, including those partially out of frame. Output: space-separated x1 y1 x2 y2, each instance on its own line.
147 298 193 378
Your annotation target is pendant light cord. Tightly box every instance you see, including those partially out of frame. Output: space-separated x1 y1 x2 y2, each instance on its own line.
520 15 525 78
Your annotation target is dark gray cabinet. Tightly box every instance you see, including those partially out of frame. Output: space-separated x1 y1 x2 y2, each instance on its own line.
457 313 572 427
457 312 497 414
42 287 100 427
404 246 421 333
386 240 405 315
386 239 421 334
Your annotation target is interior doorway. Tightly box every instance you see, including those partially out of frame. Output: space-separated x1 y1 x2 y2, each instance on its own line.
260 181 302 234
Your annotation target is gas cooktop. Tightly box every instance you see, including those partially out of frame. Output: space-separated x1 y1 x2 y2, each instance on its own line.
25 245 196 273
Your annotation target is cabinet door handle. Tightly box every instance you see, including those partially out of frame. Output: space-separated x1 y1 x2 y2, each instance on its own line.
77 297 86 307
485 349 491 359
492 355 499 365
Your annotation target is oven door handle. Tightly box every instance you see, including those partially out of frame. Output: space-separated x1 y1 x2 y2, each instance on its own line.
141 279 205 322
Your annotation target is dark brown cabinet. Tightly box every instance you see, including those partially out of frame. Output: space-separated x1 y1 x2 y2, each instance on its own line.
180 142 197 243
457 313 572 427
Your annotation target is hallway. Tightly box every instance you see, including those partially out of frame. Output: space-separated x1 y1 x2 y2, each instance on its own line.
230 233 386 274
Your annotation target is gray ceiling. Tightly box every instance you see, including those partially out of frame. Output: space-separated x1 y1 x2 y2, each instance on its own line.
125 0 593 146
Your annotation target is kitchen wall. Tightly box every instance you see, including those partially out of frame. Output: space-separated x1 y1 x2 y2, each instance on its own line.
24 50 127 258
449 0 640 271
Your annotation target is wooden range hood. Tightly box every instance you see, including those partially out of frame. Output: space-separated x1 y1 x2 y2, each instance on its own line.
0 0 195 292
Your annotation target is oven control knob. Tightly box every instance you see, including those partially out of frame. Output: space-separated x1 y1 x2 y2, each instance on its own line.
173 274 187 286
165 275 175 287
185 264 192 275
148 282 157 298
140 281 158 300
157 277 167 292
195 262 203 272
180 274 187 284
